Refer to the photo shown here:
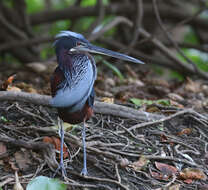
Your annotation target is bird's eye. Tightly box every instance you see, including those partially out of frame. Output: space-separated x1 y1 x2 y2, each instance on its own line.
77 41 84 46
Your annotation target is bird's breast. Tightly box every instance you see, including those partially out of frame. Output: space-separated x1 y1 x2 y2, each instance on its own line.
50 53 96 110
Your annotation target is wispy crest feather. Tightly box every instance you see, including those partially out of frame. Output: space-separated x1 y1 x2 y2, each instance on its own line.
56 31 85 40
53 31 86 47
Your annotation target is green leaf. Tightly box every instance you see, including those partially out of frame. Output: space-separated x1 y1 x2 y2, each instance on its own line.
81 0 97 7
26 0 44 13
95 55 124 81
26 176 66 190
81 0 109 6
74 17 95 31
183 28 199 44
0 116 8 122
102 60 125 81
156 99 170 106
130 98 153 106
130 98 170 106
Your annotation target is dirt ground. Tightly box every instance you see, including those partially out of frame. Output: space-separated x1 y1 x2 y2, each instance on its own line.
0 63 208 190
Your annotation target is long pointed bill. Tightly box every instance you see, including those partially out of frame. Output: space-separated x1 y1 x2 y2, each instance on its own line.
72 44 144 64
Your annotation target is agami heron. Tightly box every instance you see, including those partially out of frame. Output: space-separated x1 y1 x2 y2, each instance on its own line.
50 31 144 176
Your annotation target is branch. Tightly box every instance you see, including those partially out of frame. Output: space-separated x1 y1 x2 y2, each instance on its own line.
139 28 208 79
86 0 105 38
30 3 208 31
152 0 201 76
0 91 163 121
91 15 208 79
0 12 27 39
0 36 54 52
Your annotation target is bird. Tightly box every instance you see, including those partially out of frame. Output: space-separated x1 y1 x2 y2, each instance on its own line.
50 30 144 177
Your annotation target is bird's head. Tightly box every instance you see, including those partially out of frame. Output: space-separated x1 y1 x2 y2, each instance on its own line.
54 31 144 64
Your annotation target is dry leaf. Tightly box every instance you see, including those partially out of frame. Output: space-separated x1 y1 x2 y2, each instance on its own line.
170 100 184 108
43 136 53 144
9 159 19 171
160 135 174 146
1 74 16 90
183 179 193 184
202 85 208 96
16 82 37 93
105 78 116 87
168 93 184 102
0 142 7 155
146 106 161 113
14 150 32 172
150 170 169 181
130 156 149 171
7 86 21 92
177 128 192 136
179 168 207 181
27 62 47 73
149 78 170 88
120 158 130 168
160 134 168 142
50 122 75 132
43 136 69 159
185 78 201 93
155 162 178 176
100 97 114 104
169 184 180 190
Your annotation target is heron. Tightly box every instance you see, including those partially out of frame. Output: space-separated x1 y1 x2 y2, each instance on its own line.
50 31 144 177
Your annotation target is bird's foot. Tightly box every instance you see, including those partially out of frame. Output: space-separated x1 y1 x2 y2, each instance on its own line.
53 161 67 179
80 167 88 176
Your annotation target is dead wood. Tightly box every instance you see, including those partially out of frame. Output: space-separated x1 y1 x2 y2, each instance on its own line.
0 91 163 121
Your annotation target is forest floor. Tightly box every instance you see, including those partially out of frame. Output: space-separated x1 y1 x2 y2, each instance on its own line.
0 62 208 190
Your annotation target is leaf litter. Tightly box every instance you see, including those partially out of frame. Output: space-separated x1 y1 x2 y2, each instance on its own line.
0 65 208 189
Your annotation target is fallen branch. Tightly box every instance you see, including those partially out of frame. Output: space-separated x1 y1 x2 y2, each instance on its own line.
0 91 163 121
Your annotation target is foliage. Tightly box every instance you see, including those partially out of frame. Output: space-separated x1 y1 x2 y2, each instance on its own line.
130 98 170 107
26 176 66 190
95 55 125 81
0 0 207 80
26 0 44 13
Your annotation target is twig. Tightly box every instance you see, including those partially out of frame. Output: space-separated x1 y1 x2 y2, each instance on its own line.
139 28 208 79
128 0 143 48
92 15 208 79
87 0 105 38
115 164 121 183
164 174 177 188
0 91 163 121
0 177 13 187
99 37 181 71
0 36 54 52
144 155 201 167
152 0 200 75
0 12 27 39
88 16 132 42
128 109 193 131
15 102 52 124
73 174 130 190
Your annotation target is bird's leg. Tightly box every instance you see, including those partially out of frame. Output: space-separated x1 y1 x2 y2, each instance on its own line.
81 118 88 176
53 117 67 178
